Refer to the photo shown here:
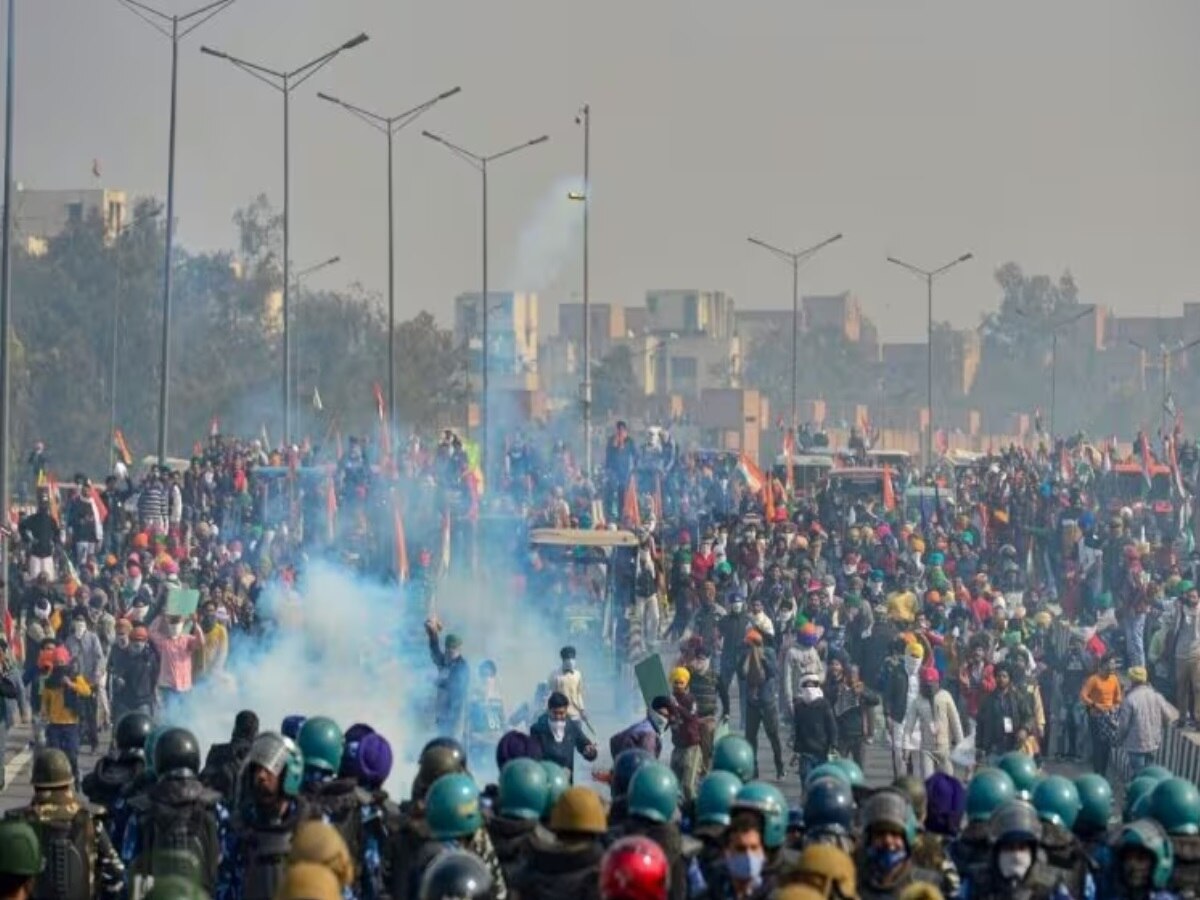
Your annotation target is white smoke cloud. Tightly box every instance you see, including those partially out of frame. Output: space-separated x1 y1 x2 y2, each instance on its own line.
509 174 585 293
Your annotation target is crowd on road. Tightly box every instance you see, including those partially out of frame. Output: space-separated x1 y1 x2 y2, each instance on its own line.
1 421 1200 898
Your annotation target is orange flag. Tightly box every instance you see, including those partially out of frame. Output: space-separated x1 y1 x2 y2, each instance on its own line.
623 474 641 528
393 493 409 582
325 476 338 542
883 465 897 512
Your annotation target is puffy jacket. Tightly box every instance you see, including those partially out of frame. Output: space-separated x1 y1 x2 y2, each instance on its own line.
781 644 825 709
1117 683 1179 753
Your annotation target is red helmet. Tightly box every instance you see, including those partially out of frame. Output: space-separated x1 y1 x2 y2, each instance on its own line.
600 836 669 900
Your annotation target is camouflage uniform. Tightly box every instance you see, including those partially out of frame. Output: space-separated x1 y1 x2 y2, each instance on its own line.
5 790 125 898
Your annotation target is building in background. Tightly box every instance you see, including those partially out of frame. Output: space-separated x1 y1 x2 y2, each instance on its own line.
15 186 127 255
557 302 626 361
454 291 539 390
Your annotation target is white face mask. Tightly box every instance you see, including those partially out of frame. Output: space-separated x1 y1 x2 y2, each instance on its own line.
904 656 922 675
549 720 567 741
997 848 1033 881
800 685 823 702
562 659 577 673
168 622 184 638
72 623 87 638
115 635 129 648
129 606 146 622
35 605 50 621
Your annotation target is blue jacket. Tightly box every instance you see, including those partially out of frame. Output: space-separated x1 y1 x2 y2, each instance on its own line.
429 635 470 738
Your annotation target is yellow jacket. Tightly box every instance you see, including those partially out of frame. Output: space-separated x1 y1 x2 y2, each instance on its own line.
193 623 229 676
40 674 92 725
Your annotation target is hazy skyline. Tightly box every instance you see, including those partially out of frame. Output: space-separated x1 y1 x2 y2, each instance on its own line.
12 1 1200 342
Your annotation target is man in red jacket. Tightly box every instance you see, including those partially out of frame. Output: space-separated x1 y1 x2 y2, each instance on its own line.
668 668 702 803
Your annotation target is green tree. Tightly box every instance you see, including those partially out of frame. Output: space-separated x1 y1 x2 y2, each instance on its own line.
592 345 638 417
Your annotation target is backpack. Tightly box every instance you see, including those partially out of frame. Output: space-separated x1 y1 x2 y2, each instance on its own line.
133 794 221 893
10 806 94 900
307 782 366 865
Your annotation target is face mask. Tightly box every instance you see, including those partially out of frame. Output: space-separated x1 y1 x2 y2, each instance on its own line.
648 710 669 733
904 656 922 675
549 720 567 741
72 623 87 638
867 846 907 875
131 641 147 653
725 850 765 884
115 635 129 649
692 659 710 675
997 847 1033 880
35 606 49 621
680 564 691 576
800 685 823 703
168 623 184 638
129 606 146 622
562 659 577 672
730 602 745 614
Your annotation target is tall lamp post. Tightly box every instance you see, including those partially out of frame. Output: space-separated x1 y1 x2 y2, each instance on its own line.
115 0 239 464
292 255 340 428
746 232 843 429
1129 337 1200 437
886 252 973 469
201 32 369 446
317 86 460 428
1014 306 1094 438
0 0 14 626
110 205 164 468
567 103 592 475
422 129 549 476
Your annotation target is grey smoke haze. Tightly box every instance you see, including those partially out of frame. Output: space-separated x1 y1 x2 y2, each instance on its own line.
13 1 1200 341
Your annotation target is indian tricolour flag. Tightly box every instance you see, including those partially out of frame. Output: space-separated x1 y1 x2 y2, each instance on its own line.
737 453 765 493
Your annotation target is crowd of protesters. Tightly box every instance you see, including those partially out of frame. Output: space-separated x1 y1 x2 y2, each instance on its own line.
0 421 1199 898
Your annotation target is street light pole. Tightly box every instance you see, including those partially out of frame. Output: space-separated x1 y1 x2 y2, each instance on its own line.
1130 337 1200 438
746 232 844 428
0 0 15 626
116 0 238 464
1016 306 1094 438
579 104 591 475
201 32 369 446
110 206 164 469
886 252 973 469
422 129 550 476
317 87 460 429
292 255 340 427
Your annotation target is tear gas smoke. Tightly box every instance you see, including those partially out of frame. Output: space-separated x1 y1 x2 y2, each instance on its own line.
509 174 585 293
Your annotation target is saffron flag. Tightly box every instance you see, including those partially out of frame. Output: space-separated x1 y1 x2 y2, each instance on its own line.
883 465 896 512
737 453 765 494
393 493 409 582
623 474 641 528
325 476 338 542
782 430 795 495
113 430 134 467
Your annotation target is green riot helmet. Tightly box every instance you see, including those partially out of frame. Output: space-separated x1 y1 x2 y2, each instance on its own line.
829 757 865 790
31 748 74 790
1032 775 1082 830
1115 818 1175 890
539 761 569 812
732 782 788 849
612 749 654 800
426 773 482 841
1125 776 1162 823
1139 765 1173 783
862 788 918 850
996 751 1039 798
297 716 344 775
115 712 154 755
966 768 1016 823
805 762 851 790
694 771 742 828
245 732 304 798
497 758 549 821
627 764 680 825
1074 774 1114 834
1148 777 1200 836
712 735 755 782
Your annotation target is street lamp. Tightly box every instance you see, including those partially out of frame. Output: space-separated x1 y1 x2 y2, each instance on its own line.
886 252 973 469
567 103 592 475
1128 337 1200 436
1014 306 1094 438
201 31 369 445
116 0 239 463
422 128 550 475
110 205 165 468
293 255 341 427
0 0 14 627
746 232 843 429
317 86 461 428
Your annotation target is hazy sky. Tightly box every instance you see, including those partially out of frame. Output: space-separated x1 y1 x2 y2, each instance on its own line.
12 1 1200 341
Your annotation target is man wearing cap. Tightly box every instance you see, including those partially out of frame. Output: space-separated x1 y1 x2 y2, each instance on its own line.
426 616 470 741
0 819 42 900
1117 664 1179 776
1167 579 1200 729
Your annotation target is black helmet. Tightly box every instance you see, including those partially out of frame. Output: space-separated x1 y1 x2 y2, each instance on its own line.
418 849 493 900
804 775 856 837
154 728 201 778
612 748 654 799
116 712 155 754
